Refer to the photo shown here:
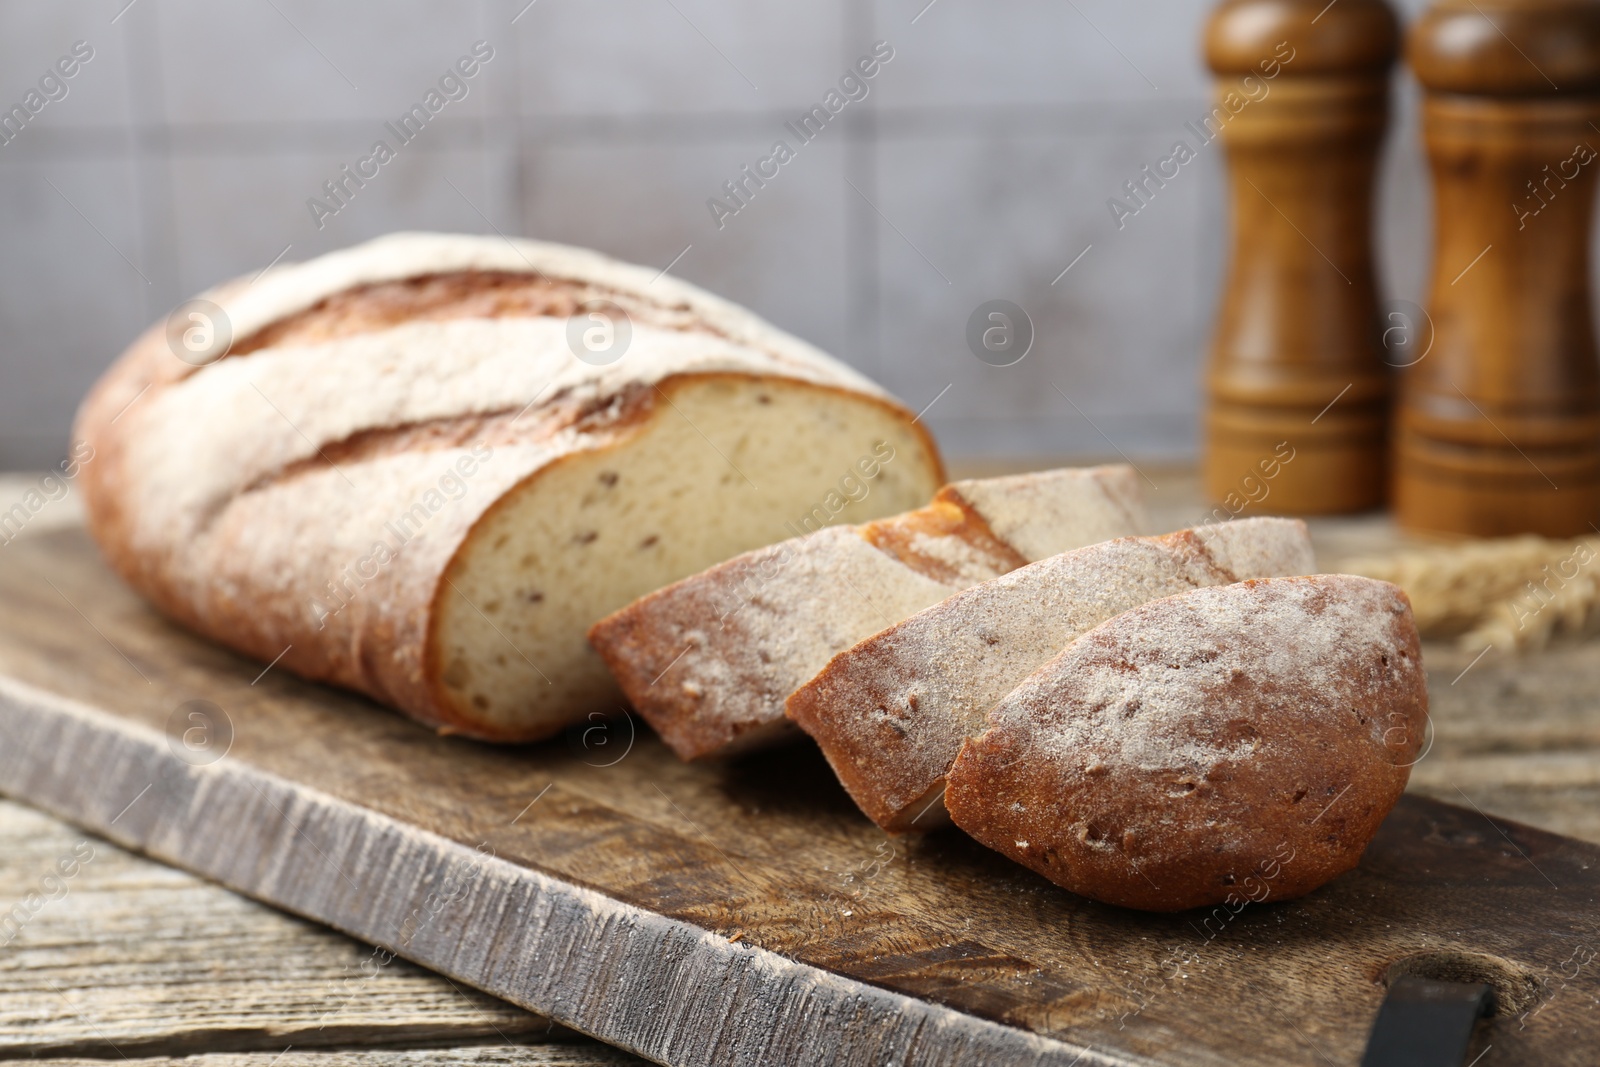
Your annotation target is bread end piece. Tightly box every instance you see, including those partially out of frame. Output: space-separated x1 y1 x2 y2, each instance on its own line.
945 574 1427 912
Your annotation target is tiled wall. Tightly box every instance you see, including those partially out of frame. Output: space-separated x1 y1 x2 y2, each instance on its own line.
0 0 1448 469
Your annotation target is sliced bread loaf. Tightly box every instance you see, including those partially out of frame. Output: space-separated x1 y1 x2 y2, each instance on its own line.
786 517 1314 831
588 466 1146 760
944 575 1426 911
74 233 946 741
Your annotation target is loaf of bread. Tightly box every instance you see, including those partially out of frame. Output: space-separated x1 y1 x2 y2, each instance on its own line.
73 232 946 741
588 466 1146 760
786 517 1314 831
946 575 1426 912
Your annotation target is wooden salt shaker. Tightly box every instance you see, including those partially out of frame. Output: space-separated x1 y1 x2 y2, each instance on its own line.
1396 0 1600 536
1203 0 1399 515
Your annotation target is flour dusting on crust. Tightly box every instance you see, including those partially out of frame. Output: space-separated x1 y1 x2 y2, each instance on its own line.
945 574 1427 912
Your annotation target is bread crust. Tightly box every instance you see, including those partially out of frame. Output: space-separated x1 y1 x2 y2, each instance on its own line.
72 233 943 741
944 575 1427 912
786 518 1315 832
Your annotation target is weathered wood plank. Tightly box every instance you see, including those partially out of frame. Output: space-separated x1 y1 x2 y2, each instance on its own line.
2 529 1599 1066
0 798 636 1062
29 1051 642 1066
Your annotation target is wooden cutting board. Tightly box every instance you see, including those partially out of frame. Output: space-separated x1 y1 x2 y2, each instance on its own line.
1 527 1597 1067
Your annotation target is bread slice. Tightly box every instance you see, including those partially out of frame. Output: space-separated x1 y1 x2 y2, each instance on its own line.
786 517 1314 832
944 575 1426 912
73 233 946 741
588 466 1146 760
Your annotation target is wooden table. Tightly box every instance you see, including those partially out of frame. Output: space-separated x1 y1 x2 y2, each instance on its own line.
2 467 1597 1065
0 796 642 1067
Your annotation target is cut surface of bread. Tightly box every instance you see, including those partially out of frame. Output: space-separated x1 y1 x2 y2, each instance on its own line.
588 466 1147 760
944 575 1426 912
74 233 944 741
786 517 1315 832
435 376 936 736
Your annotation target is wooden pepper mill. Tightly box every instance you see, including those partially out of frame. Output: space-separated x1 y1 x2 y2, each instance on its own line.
1203 0 1400 514
1396 0 1600 537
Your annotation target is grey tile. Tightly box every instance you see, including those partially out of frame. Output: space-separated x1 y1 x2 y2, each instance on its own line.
162 141 520 299
516 135 854 362
1389 0 1434 20
0 157 150 465
0 8 135 136
505 0 845 117
1376 73 1431 308
149 0 497 126
869 126 1212 459
871 0 1204 111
